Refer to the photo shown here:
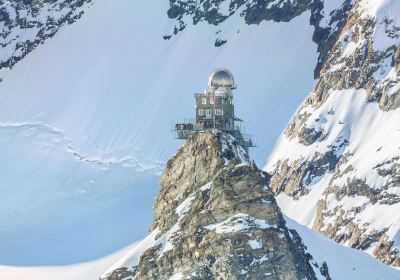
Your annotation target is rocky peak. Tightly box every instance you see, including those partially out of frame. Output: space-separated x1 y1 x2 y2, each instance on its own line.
101 131 323 279
151 131 254 235
165 0 399 111
264 0 400 267
163 0 400 268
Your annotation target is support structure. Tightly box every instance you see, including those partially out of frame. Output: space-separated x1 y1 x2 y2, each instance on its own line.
174 69 255 152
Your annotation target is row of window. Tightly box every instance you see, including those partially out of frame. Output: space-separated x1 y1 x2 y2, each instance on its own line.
199 108 223 116
201 97 231 105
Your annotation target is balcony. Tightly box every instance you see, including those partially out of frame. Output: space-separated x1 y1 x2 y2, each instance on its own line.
173 119 256 149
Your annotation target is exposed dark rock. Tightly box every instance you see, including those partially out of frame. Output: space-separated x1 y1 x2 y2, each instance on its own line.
319 261 331 280
214 38 227 47
269 139 347 198
298 127 323 146
102 132 320 279
374 236 400 267
0 0 92 69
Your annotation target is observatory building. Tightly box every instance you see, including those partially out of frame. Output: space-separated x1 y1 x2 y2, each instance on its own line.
174 69 255 151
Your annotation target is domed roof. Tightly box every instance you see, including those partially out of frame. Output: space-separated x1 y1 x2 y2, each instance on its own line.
208 69 236 89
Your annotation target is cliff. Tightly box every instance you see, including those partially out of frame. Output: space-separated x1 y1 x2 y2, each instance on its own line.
101 131 321 280
164 0 400 266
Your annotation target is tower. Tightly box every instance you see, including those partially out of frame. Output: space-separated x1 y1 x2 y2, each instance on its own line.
174 69 255 152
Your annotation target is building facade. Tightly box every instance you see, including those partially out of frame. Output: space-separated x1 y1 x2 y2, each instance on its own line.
174 69 254 151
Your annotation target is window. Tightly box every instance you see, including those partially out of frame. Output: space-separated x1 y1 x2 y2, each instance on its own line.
198 109 204 116
210 96 215 105
206 109 212 117
215 109 223 115
202 98 207 105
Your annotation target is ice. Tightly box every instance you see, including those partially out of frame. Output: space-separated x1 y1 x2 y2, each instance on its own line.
285 216 400 280
0 0 317 266
266 87 400 258
205 213 276 233
248 239 263 250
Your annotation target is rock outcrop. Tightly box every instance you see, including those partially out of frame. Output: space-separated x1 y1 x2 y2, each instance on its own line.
166 0 399 111
163 0 400 267
101 132 322 280
265 0 400 265
0 0 93 69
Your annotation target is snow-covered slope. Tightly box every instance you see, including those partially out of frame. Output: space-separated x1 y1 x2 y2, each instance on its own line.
3 216 399 280
100 215 400 280
266 0 400 267
285 216 400 280
4 0 399 274
99 130 400 280
0 0 93 68
0 0 316 266
0 242 138 280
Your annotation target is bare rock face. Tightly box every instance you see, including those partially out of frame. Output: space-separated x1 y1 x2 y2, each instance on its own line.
165 10 400 268
0 0 93 69
101 132 321 280
165 0 399 112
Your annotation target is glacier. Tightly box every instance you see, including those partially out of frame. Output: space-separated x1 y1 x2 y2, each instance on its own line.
0 0 316 265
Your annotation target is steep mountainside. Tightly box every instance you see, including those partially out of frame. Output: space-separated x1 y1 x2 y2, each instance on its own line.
101 132 322 280
0 0 316 266
165 0 400 267
2 0 399 273
0 0 93 68
265 0 400 267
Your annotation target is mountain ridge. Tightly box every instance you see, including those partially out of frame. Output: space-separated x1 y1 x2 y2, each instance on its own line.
101 131 322 280
162 0 400 266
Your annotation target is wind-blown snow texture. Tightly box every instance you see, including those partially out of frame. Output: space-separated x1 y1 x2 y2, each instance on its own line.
3 0 399 273
162 0 400 268
265 0 400 267
101 178 400 280
0 0 93 68
0 0 316 266
284 216 400 280
0 242 138 280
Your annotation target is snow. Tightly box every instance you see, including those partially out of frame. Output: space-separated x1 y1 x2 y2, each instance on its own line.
220 132 252 166
200 182 213 192
95 214 400 280
319 1 345 28
1 0 399 277
102 230 159 277
0 241 139 280
248 239 263 250
250 255 268 266
175 191 196 219
0 0 93 65
205 213 276 233
102 181 211 278
285 216 400 280
0 0 317 266
169 272 184 280
358 0 395 19
357 0 400 51
266 87 400 258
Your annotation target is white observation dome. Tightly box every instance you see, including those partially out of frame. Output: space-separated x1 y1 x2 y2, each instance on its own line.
208 69 236 89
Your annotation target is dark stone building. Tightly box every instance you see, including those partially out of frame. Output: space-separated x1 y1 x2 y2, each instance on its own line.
174 69 255 151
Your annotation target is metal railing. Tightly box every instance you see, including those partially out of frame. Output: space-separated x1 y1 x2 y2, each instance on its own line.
173 119 229 131
172 119 256 147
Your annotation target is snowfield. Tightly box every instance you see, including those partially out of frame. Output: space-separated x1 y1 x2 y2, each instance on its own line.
99 193 400 280
0 0 316 267
0 242 139 280
2 0 399 278
2 216 399 280
265 0 400 268
285 216 400 280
